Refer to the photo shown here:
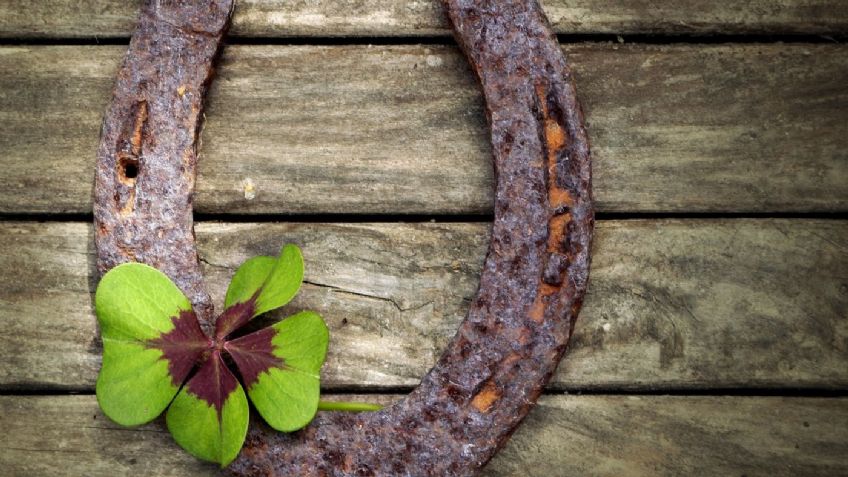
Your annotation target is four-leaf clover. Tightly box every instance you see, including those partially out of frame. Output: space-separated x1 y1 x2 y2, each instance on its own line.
95 245 328 466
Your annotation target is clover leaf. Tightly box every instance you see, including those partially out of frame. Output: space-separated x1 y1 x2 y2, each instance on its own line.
94 244 359 467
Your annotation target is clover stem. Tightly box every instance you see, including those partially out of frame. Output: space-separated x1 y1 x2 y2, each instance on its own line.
317 400 383 412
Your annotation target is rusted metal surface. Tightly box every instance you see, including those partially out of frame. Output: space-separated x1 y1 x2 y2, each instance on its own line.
95 0 592 474
93 0 233 329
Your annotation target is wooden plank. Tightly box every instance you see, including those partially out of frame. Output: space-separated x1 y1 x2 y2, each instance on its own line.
1 44 847 215
1 394 845 476
2 0 847 38
1 219 845 391
488 395 848 476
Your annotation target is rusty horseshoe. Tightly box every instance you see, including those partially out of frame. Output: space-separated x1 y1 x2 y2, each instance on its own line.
93 0 593 475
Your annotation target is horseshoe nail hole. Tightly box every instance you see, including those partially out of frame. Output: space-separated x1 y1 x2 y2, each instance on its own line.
118 157 139 185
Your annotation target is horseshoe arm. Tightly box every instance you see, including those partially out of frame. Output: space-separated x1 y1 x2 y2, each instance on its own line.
93 0 233 330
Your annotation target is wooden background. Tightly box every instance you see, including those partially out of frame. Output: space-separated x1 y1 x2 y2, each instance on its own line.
1 1 847 475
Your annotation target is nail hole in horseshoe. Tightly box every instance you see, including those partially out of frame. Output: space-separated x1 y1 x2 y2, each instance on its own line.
118 156 139 185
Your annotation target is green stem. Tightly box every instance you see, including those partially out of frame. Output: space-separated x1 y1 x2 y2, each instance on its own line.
317 400 383 412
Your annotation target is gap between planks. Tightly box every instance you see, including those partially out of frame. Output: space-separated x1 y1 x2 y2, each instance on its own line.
0 33 845 47
4 211 848 225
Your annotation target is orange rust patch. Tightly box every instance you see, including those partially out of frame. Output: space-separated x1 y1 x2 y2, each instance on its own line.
548 186 573 210
547 213 570 253
534 83 548 115
529 283 559 323
529 82 575 322
471 381 501 413
528 295 546 323
535 83 574 212
116 242 136 261
539 88 572 211
119 187 136 217
502 352 521 369
116 100 146 188
517 326 531 345
535 84 566 151
544 119 566 151
130 100 148 156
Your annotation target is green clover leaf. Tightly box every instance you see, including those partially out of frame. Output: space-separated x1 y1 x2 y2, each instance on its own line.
95 263 206 427
226 311 327 431
166 350 248 465
93 244 373 467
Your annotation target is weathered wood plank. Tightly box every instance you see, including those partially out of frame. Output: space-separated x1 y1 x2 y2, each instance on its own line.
1 395 845 476
488 395 848 476
1 44 846 214
1 0 847 38
1 219 845 391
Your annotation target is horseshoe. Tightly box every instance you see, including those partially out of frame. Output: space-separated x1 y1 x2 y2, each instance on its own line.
93 1 594 475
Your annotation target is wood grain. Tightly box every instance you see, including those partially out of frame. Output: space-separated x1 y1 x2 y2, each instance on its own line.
1 394 845 476
487 395 848 476
1 0 846 38
1 219 845 391
1 44 846 215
